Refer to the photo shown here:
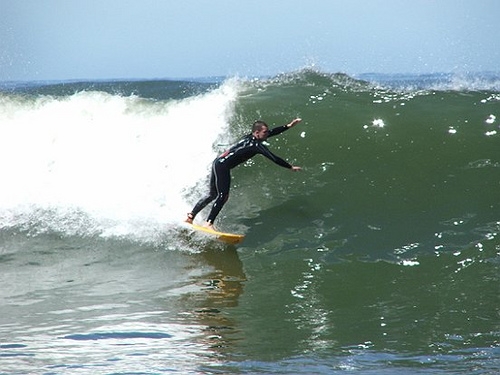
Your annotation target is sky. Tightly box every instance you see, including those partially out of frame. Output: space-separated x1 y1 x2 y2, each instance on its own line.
1 0 499 81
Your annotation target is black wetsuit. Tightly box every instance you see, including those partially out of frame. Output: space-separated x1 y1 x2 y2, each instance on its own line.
191 125 293 224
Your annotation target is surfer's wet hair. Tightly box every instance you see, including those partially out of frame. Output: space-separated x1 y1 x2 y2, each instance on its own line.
252 120 268 132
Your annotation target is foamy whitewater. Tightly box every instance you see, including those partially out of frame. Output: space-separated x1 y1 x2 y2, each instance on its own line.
0 71 499 374
0 80 241 243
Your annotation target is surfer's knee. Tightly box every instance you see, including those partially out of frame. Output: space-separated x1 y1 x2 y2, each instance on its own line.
215 192 229 204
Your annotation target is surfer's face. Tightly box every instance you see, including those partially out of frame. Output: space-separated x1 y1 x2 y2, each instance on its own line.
254 126 270 140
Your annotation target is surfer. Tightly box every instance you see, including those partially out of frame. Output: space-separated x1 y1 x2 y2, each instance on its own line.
186 118 302 230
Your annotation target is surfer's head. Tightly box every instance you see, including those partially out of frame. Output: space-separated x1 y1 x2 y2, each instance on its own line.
252 121 270 140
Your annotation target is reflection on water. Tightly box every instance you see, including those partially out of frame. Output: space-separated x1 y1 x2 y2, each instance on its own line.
188 245 246 357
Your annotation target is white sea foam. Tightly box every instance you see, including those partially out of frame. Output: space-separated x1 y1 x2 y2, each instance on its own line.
0 79 242 240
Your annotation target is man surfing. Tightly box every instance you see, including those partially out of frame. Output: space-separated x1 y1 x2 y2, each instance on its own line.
186 118 302 230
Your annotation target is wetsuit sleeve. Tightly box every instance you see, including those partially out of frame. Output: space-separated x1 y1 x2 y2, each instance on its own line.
257 143 292 169
267 125 289 137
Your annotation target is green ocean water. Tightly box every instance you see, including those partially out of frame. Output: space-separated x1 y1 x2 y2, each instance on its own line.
0 71 498 374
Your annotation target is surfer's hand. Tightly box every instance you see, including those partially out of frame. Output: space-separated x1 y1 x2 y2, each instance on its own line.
287 118 302 128
291 166 302 171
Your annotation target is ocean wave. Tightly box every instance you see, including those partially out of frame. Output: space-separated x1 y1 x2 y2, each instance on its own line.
0 72 498 257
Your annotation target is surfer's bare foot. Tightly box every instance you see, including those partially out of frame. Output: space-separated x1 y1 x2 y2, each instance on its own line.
203 222 216 231
185 213 194 224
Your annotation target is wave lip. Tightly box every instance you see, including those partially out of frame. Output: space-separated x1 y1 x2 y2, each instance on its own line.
357 71 500 92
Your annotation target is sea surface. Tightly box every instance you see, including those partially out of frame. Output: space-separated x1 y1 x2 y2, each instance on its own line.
0 70 499 374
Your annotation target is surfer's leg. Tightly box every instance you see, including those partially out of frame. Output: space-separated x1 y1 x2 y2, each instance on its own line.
206 163 230 226
187 166 218 221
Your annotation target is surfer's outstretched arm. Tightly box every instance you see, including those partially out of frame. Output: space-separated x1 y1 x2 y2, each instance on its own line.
268 118 302 137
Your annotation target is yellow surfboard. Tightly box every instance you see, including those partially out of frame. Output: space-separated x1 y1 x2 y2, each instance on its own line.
187 223 245 245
